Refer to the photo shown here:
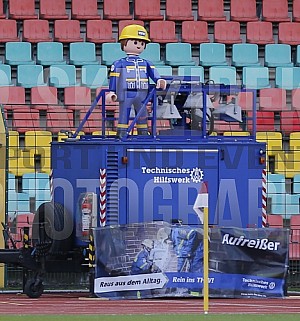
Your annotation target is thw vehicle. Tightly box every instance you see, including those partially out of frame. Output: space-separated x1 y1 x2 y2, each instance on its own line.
0 77 266 297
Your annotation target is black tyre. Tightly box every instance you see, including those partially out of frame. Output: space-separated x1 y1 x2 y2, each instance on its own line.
24 278 44 298
32 202 74 255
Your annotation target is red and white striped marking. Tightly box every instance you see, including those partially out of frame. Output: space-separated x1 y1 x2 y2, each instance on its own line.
99 169 107 226
193 181 208 224
262 169 267 227
49 169 53 201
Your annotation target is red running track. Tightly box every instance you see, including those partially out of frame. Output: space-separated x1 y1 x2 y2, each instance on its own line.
0 293 300 315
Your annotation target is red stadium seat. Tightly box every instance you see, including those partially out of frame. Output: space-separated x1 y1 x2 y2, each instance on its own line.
22 19 52 43
292 88 300 110
214 21 242 45
278 22 300 45
182 21 209 44
197 0 226 21
103 0 132 20
80 106 102 133
237 91 254 111
262 0 290 22
280 111 300 133
248 111 275 131
259 88 287 111
54 20 83 43
165 0 193 21
46 107 74 133
12 107 40 133
289 242 300 260
64 86 92 107
290 215 300 243
149 21 177 44
86 20 115 43
0 87 25 105
118 20 144 37
0 0 6 19
134 0 163 21
293 0 300 22
71 0 101 20
9 0 38 19
230 0 258 22
0 19 19 42
266 214 284 228
39 0 68 20
30 86 58 106
246 21 275 45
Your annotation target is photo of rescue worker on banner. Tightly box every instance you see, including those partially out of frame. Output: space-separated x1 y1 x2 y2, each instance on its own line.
93 222 288 299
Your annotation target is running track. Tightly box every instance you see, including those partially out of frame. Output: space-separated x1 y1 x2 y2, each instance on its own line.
0 293 300 314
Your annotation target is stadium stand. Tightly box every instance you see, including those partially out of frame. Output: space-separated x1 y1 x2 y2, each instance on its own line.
231 43 260 67
181 21 209 44
259 88 287 112
0 19 19 42
103 0 132 20
30 86 58 105
265 44 293 67
140 43 165 65
22 19 52 43
199 43 227 66
17 65 47 88
64 86 92 107
165 43 195 67
214 21 242 44
230 0 259 22
39 0 68 20
54 20 83 43
275 67 300 90
134 0 164 21
86 20 116 43
69 42 99 66
48 65 79 88
209 66 237 85
165 0 194 21
71 0 101 20
0 0 5 18
293 0 300 22
81 65 108 88
246 21 275 45
197 0 226 21
8 0 38 20
0 86 25 105
278 22 300 45
242 66 271 89
149 21 178 43
36 42 66 65
262 0 290 22
5 42 35 65
266 214 284 228
0 64 14 86
101 43 124 66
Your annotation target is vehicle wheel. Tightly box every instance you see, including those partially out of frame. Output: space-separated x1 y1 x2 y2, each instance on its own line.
24 278 44 298
32 202 73 255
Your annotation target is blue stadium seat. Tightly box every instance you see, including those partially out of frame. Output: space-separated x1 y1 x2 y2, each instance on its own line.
199 43 227 66
209 66 237 85
294 174 300 193
7 190 30 213
49 65 79 88
0 64 13 86
101 43 124 66
37 42 67 66
69 42 99 66
81 65 108 88
275 67 300 89
242 66 271 89
5 42 35 65
295 45 300 66
265 44 293 67
232 43 260 67
178 66 204 82
17 65 47 88
165 43 196 66
150 65 173 84
140 43 164 65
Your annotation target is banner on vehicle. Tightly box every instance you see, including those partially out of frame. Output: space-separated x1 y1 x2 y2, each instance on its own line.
93 222 289 299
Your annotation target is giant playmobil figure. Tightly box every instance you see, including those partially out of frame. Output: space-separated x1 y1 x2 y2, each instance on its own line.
106 24 167 138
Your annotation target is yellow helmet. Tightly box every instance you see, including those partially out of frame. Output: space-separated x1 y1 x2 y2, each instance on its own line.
119 24 150 43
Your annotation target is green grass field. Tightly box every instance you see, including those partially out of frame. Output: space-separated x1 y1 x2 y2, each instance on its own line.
0 315 299 321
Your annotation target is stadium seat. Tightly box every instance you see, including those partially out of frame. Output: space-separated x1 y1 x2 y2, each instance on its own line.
150 66 173 82
0 87 25 105
5 42 35 65
259 88 287 111
69 42 99 66
17 65 47 88
197 0 226 21
103 0 132 20
80 106 102 133
292 88 300 109
39 0 68 19
242 66 271 89
46 106 74 133
81 65 108 88
214 21 242 44
290 214 300 237
0 64 13 86
177 66 204 82
237 91 254 111
262 0 290 22
71 0 100 20
199 43 227 66
182 21 209 44
140 43 164 65
101 43 124 66
294 174 300 193
54 20 83 43
231 43 260 67
165 43 195 67
165 0 193 21
265 44 293 67
280 111 300 133
289 242 300 260
266 214 284 228
49 65 79 88
22 19 51 43
86 19 115 43
0 0 5 18
149 21 177 44
9 0 38 19
293 0 300 22
30 86 58 105
230 0 258 22
0 19 19 42
209 66 237 85
275 67 300 89
37 42 66 66
64 86 91 107
134 0 163 20
118 20 144 37
246 21 275 45
12 108 40 132
250 111 275 131
278 22 300 45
